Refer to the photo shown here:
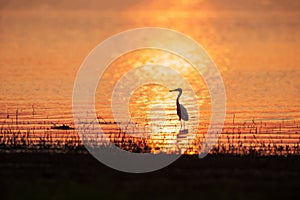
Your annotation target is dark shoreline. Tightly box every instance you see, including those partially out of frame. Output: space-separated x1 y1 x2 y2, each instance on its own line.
1 152 300 200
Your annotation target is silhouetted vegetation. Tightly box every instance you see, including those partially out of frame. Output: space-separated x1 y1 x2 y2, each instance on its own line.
1 117 300 156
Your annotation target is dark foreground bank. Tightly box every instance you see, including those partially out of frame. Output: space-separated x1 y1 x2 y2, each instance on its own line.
0 152 299 200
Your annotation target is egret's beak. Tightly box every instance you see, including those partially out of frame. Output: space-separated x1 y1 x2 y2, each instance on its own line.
169 90 174 92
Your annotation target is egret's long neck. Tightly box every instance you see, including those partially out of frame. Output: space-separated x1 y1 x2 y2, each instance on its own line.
176 91 182 101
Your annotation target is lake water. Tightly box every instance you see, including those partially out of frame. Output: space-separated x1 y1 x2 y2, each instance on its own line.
0 0 300 154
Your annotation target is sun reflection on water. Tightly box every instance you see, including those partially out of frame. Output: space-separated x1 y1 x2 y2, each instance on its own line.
95 48 211 153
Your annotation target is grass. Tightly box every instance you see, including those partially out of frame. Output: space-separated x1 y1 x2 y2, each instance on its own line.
0 116 300 156
1 116 300 199
0 119 152 153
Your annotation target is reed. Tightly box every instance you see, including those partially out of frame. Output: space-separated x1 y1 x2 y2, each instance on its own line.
0 117 299 156
0 119 151 153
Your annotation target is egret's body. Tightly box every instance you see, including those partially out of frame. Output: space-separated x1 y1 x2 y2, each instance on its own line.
169 88 189 128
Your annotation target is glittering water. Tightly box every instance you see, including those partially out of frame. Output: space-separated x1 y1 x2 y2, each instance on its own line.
0 0 300 154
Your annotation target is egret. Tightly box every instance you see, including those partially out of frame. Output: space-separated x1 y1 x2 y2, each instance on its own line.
169 88 189 129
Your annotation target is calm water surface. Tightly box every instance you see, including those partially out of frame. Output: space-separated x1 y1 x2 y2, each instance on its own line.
0 0 300 153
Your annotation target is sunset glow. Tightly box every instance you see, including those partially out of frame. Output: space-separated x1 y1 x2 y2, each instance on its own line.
0 0 299 156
